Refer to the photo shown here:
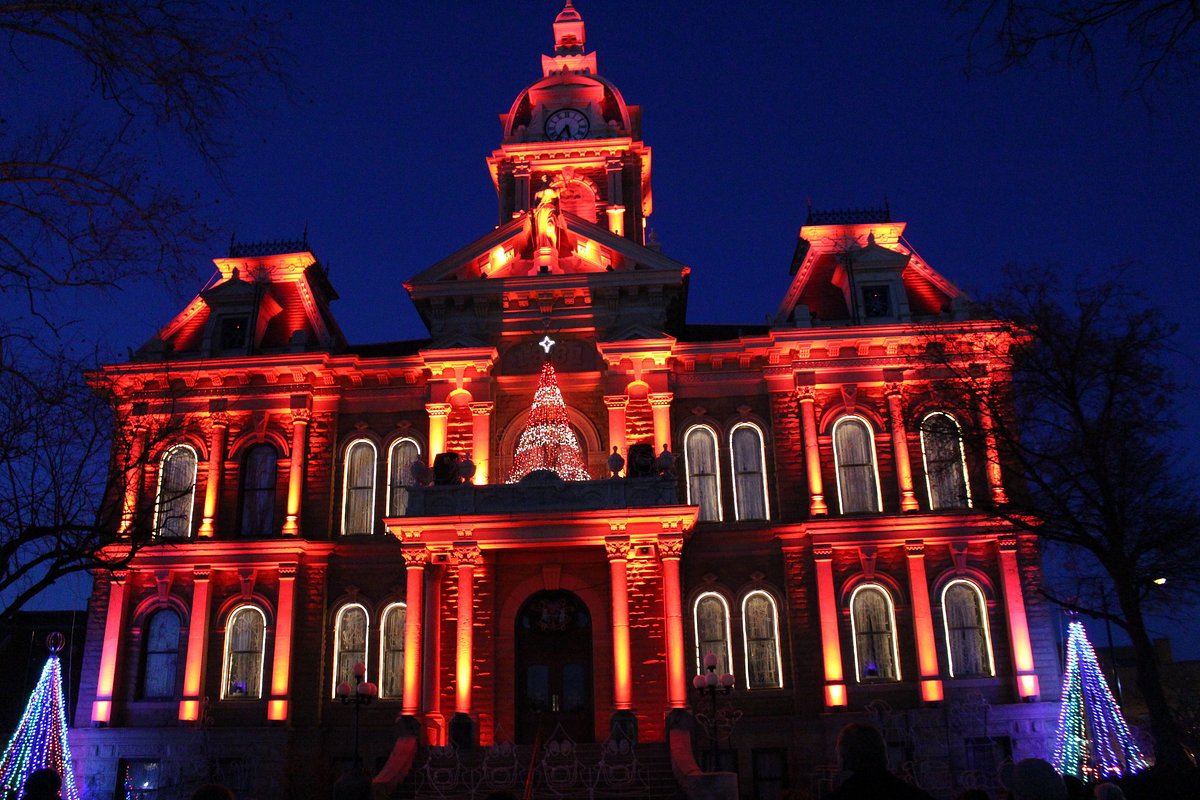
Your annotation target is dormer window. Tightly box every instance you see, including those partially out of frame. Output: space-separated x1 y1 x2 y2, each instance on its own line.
218 316 250 353
861 285 891 318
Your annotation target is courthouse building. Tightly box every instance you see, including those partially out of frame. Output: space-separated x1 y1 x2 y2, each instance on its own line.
71 3 1060 798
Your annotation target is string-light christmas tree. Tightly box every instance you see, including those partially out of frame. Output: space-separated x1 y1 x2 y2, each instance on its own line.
1052 617 1149 781
507 338 591 483
0 633 81 800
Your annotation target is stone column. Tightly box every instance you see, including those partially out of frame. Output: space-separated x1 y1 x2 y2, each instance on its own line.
648 393 673 453
603 395 628 457
469 402 493 485
998 535 1040 699
91 570 129 723
904 541 944 702
886 384 920 512
119 424 148 536
605 536 633 711
282 410 310 536
659 535 688 708
813 547 846 706
402 547 428 716
179 566 212 721
797 387 829 516
197 413 229 537
426 403 451 460
268 564 298 721
978 386 1009 504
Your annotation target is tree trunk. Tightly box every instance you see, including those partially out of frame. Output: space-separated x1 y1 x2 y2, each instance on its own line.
1117 585 1192 771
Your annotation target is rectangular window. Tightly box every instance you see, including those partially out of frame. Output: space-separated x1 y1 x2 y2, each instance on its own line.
861 285 891 318
752 748 787 800
115 759 161 800
218 316 249 352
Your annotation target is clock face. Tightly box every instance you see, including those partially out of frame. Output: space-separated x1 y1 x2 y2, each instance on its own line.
545 108 590 141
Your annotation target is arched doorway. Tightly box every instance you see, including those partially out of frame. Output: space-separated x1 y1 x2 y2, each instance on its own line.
515 589 594 743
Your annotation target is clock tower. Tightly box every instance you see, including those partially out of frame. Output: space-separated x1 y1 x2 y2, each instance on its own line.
488 1 652 243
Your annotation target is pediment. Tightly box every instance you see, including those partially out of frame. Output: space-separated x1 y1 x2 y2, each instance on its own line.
603 321 673 343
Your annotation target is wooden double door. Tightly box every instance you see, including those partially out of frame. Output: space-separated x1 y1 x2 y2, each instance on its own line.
515 589 595 743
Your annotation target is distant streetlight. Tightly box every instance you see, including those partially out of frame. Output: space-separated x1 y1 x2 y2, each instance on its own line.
1153 577 1167 585
335 662 377 766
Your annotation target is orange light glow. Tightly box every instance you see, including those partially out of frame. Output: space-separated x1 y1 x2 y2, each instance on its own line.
469 404 492 485
824 683 847 707
198 422 227 537
455 559 475 713
660 550 688 708
283 416 309 535
904 545 941 681
921 679 945 703
814 556 844 687
798 393 828 515
269 566 297 718
92 575 127 722
427 403 450 458
1018 674 1041 698
402 557 425 716
91 700 112 723
887 393 919 512
178 699 199 722
268 699 289 721
998 542 1039 698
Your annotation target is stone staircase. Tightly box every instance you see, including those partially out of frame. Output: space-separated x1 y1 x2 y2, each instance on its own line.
385 739 684 800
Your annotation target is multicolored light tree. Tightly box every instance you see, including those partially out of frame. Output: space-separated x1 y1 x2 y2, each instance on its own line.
0 634 81 800
507 353 591 483
1052 617 1149 780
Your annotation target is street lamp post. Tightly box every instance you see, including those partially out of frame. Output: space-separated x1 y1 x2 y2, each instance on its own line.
335 662 378 766
692 653 734 770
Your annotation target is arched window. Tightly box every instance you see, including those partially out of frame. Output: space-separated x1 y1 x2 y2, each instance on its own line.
850 585 900 681
386 438 421 517
332 603 369 697
153 445 197 538
693 592 731 675
742 591 783 689
140 609 181 699
222 606 266 699
730 423 769 521
379 602 407 699
921 412 972 510
833 417 881 514
342 440 377 535
240 444 277 536
942 580 995 677
684 425 722 522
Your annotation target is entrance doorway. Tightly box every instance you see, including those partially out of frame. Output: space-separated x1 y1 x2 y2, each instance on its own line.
515 589 594 743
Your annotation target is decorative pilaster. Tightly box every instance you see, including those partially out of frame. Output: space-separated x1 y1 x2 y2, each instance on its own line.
603 395 629 456
402 547 428 716
118 424 148 536
426 403 451 460
605 535 633 710
648 393 673 453
91 570 129 723
813 546 846 706
454 545 480 714
198 412 229 537
513 161 531 215
282 410 310 536
468 402 493 485
179 566 212 721
658 535 687 708
797 387 828 516
978 386 1009 504
904 541 943 702
268 563 298 721
886 384 920 512
998 535 1040 699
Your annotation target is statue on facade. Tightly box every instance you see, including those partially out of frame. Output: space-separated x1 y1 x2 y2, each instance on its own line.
533 177 565 251
625 442 656 478
607 446 625 478
656 444 676 478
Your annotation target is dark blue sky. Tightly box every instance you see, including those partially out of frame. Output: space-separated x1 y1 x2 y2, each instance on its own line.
13 3 1199 655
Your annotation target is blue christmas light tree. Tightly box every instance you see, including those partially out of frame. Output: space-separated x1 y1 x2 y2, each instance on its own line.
0 633 81 800
1052 617 1150 780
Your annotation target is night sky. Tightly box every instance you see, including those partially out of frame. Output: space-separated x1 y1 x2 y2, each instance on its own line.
10 3 1199 655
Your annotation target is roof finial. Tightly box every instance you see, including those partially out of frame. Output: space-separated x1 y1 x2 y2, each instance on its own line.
553 0 585 55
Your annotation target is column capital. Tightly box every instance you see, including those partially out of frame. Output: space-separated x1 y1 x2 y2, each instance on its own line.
402 546 429 568
813 544 834 561
425 402 452 418
648 392 674 407
904 539 926 557
603 395 629 410
657 535 684 559
289 409 311 427
885 381 904 397
468 401 494 416
193 565 212 581
454 544 482 566
997 534 1019 552
278 562 299 579
604 536 631 561
209 411 231 429
795 384 817 402
513 160 531 178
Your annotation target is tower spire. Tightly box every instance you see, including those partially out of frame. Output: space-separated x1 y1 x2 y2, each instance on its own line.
553 1 585 55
